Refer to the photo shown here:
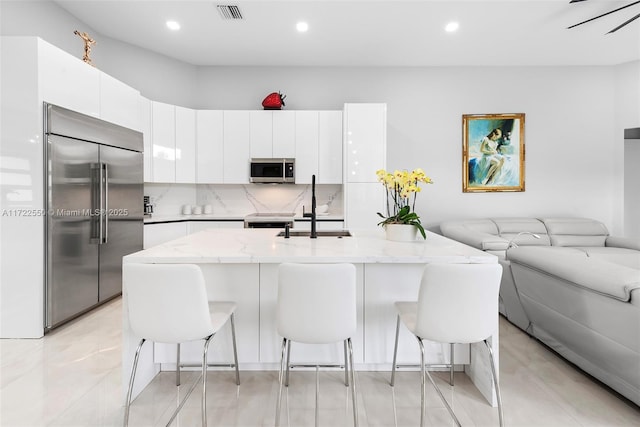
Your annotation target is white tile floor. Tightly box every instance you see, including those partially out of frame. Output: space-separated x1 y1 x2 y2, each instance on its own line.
1 297 639 426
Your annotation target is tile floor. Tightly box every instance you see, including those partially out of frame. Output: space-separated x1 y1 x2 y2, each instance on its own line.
1 297 639 426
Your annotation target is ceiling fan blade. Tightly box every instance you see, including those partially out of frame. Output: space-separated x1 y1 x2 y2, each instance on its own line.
568 0 640 29
569 0 589 3
607 11 640 33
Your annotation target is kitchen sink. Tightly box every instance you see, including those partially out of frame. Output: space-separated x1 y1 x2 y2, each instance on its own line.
277 230 352 238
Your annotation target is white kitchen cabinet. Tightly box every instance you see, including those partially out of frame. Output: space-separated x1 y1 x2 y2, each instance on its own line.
272 111 296 158
293 220 345 231
140 97 153 182
249 111 273 158
295 110 342 184
175 106 196 183
188 221 244 233
223 111 251 184
250 111 296 158
196 110 224 183
344 103 386 183
143 222 188 249
99 73 141 130
345 183 385 230
294 111 319 184
318 111 343 184
151 101 176 183
39 39 100 118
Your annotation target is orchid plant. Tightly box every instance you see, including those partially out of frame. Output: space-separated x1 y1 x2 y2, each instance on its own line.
376 168 433 239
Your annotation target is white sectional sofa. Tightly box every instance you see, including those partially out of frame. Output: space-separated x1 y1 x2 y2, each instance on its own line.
440 217 640 406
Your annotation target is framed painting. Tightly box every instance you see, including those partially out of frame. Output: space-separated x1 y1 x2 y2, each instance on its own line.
462 113 525 192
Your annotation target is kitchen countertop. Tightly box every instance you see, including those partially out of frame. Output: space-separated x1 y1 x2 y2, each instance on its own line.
124 228 496 264
143 214 345 224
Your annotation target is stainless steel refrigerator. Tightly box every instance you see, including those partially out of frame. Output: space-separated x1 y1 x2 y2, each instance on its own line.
44 103 143 330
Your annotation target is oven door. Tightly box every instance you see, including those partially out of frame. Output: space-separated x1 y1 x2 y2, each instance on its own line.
244 220 294 229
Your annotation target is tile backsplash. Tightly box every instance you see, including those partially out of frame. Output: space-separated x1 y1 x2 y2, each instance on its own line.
145 183 343 216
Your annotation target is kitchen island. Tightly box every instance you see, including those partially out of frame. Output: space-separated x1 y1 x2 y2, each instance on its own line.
122 228 500 405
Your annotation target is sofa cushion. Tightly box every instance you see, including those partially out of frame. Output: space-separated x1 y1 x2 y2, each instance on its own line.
540 218 609 247
492 217 551 246
574 247 640 270
507 246 640 301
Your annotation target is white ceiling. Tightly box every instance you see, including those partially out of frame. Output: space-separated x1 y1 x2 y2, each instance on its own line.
52 0 640 67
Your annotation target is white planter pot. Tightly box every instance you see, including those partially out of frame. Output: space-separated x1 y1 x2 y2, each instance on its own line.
384 224 418 242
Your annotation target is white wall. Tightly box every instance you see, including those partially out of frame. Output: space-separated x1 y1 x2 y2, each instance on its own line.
194 66 619 230
3 0 637 234
614 61 640 236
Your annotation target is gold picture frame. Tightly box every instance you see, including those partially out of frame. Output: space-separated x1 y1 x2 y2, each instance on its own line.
462 113 525 192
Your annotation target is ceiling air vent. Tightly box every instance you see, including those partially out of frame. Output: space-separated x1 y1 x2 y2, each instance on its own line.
217 5 243 20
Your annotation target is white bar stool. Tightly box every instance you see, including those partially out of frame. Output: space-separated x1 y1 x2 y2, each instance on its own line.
123 263 240 427
390 263 504 427
275 263 358 427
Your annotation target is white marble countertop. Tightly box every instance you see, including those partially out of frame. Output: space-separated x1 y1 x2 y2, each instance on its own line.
144 214 345 224
124 228 497 264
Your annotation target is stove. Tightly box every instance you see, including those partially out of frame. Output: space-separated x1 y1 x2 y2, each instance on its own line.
244 212 295 229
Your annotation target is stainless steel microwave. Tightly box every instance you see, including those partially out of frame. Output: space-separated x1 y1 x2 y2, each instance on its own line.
250 158 295 183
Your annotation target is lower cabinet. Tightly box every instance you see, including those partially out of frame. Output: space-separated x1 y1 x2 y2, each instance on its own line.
143 222 188 249
293 220 345 231
144 220 244 249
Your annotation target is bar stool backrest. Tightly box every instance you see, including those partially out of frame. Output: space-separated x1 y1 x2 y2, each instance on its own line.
415 263 503 344
124 263 214 344
277 263 357 344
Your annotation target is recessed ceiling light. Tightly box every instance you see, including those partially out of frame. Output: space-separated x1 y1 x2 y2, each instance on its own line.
296 21 309 32
445 21 459 33
166 20 181 31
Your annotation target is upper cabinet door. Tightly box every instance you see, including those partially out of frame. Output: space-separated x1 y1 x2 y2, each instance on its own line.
250 111 273 158
294 111 319 184
196 110 224 184
175 106 196 183
140 97 153 182
223 111 251 184
344 103 386 183
151 101 176 183
318 111 343 184
38 39 100 118
272 111 296 158
99 73 141 130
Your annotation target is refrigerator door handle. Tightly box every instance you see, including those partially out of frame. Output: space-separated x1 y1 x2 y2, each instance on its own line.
90 163 101 244
102 162 108 244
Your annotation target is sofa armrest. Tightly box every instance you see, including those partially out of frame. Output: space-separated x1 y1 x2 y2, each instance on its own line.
508 246 640 301
606 236 640 251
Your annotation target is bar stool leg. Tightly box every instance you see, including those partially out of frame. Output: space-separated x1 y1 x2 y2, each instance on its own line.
484 339 504 427
315 364 320 427
123 338 146 427
450 343 455 386
347 338 358 427
343 340 349 386
275 338 289 427
230 313 240 386
176 343 181 386
285 341 292 387
390 315 401 386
